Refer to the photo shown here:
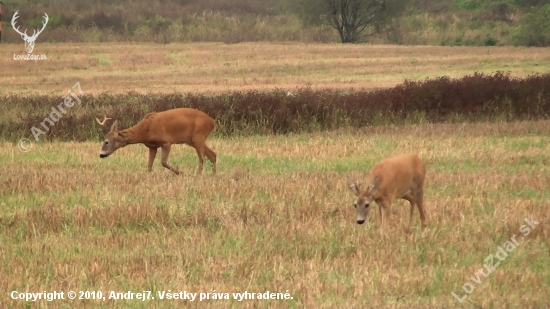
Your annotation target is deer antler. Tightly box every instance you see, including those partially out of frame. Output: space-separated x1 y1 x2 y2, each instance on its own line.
96 115 112 126
29 13 49 40
11 11 28 39
11 11 49 40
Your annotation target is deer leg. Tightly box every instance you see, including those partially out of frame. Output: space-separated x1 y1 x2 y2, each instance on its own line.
378 202 390 237
378 203 382 230
204 145 217 174
160 144 181 175
402 193 416 233
191 137 207 175
384 204 391 236
416 189 427 230
193 146 205 175
148 147 158 172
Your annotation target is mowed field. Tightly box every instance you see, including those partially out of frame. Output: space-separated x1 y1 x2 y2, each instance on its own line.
1 43 550 308
2 121 550 308
1 42 550 95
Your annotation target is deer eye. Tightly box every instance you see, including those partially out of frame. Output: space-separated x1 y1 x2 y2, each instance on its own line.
354 204 357 208
365 203 369 208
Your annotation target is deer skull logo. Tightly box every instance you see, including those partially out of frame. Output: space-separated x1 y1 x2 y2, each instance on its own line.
11 11 49 54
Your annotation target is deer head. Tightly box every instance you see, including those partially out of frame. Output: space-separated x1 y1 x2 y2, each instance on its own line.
11 11 49 54
96 115 128 158
347 176 380 225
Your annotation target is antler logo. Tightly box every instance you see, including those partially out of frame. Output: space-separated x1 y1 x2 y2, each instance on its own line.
11 10 49 54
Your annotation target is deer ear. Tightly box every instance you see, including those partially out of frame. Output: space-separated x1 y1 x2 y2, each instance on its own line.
347 177 359 194
109 120 121 133
368 176 380 192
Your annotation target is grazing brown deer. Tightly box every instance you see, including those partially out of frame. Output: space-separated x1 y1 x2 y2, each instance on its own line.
347 153 427 236
96 108 217 175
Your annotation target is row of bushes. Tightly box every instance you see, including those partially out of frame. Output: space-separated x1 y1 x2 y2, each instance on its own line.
1 72 549 143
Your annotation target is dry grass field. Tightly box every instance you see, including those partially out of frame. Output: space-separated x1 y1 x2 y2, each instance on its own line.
2 42 550 95
1 42 550 308
1 120 549 308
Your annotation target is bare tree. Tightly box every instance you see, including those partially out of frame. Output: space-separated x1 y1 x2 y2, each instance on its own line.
325 0 387 43
291 0 404 44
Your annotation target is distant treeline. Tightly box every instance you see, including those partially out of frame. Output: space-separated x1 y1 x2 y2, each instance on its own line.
1 0 549 46
2 72 549 143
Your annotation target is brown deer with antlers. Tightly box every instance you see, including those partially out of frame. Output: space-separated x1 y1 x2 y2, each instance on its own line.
96 108 217 175
11 11 49 54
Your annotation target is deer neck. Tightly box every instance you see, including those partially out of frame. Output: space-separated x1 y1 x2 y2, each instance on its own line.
119 123 148 145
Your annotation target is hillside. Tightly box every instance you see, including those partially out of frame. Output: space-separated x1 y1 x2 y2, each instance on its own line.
1 0 549 46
